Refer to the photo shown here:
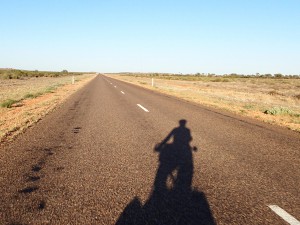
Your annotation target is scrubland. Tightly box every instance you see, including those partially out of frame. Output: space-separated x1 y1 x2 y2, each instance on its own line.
107 74 300 132
0 74 95 143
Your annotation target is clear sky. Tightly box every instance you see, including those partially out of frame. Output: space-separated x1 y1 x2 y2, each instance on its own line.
1 0 299 74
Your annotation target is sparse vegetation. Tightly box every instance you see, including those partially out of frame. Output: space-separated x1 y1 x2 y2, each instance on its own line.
41 84 64 94
24 92 42 99
243 104 255 110
112 72 300 81
1 83 67 108
264 107 293 115
0 75 88 107
211 78 230 82
0 73 95 142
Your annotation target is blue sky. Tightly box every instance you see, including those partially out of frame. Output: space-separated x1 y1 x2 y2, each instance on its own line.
1 0 299 74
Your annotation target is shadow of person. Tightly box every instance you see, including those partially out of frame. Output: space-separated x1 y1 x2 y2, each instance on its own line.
116 120 216 225
153 119 195 195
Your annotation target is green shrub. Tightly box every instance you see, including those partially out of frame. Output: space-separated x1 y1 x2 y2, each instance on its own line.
24 92 42 99
0 99 19 108
264 107 293 115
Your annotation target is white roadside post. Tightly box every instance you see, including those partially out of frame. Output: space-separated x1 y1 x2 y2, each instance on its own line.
72 76 75 84
152 78 154 87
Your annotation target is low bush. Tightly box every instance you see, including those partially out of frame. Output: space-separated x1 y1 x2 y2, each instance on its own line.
24 93 35 99
211 78 230 82
264 107 293 115
0 99 20 108
24 92 42 99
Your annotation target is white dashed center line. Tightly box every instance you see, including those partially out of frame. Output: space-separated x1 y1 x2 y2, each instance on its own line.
268 205 300 225
114 86 117 88
121 91 125 94
137 104 149 112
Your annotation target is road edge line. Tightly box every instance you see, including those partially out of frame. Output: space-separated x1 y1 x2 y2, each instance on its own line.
268 205 300 225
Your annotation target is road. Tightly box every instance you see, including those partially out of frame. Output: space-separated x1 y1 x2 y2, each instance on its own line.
0 75 299 225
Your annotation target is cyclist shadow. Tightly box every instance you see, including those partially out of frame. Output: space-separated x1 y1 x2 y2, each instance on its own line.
116 120 216 225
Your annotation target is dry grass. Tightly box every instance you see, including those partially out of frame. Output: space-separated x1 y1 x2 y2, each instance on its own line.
0 74 96 143
107 74 300 132
0 75 87 104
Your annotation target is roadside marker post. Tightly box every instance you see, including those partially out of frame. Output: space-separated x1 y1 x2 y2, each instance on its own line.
72 76 75 84
152 78 154 87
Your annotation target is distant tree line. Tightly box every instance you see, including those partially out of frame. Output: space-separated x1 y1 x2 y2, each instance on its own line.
195 72 300 79
117 72 300 79
0 69 83 79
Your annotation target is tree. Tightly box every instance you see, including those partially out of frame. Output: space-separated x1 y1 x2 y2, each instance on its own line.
274 73 283 78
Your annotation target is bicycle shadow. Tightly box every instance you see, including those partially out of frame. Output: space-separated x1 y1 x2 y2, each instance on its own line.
116 120 216 225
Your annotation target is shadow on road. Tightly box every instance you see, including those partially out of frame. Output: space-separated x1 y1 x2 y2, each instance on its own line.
116 119 216 225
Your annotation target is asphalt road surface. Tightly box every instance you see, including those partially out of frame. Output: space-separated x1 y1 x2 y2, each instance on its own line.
0 75 299 225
